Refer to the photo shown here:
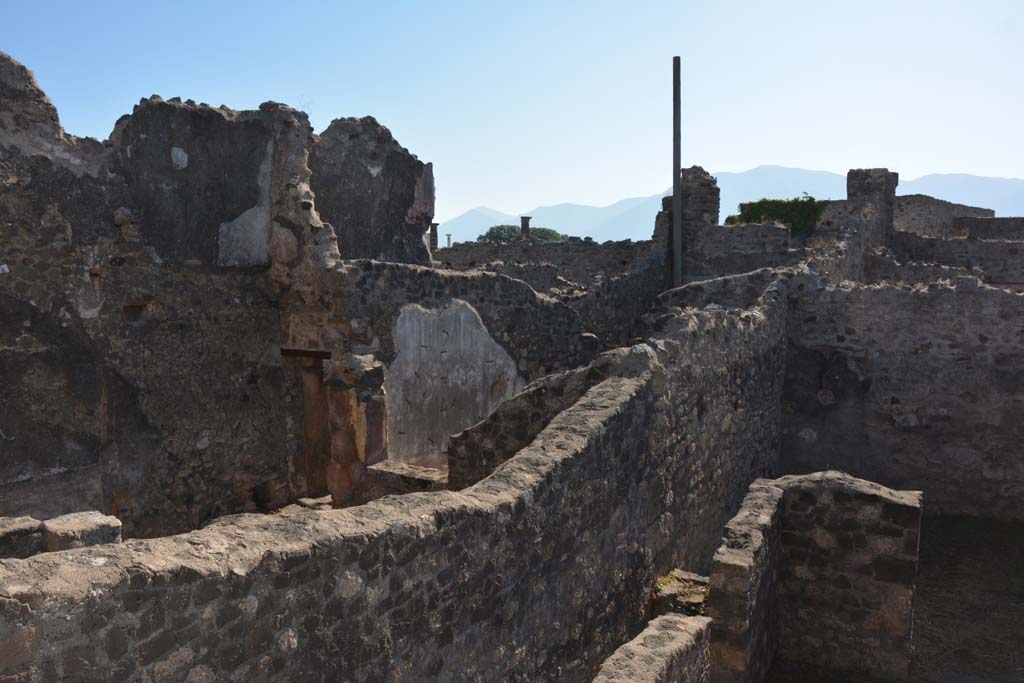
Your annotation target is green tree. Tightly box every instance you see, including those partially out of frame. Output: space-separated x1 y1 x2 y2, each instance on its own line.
478 224 565 243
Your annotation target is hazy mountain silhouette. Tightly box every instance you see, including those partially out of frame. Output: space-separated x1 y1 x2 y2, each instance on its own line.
440 166 1024 244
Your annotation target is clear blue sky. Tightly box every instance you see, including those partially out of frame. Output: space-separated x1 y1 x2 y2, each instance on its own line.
3 0 1021 221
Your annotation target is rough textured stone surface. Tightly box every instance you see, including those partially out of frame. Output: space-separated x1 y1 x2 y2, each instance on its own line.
436 238 659 294
658 267 800 311
890 231 1024 284
863 248 977 285
847 169 898 249
0 52 450 536
653 570 710 618
783 278 1024 520
707 472 921 683
893 194 992 239
708 481 784 683
954 216 1024 241
653 169 802 280
311 116 433 265
0 516 43 559
347 461 446 506
0 274 789 681
593 615 712 683
41 510 122 551
446 345 655 490
774 472 921 681
437 237 670 348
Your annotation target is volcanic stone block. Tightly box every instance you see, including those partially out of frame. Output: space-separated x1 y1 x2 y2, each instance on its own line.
0 516 44 558
42 511 123 552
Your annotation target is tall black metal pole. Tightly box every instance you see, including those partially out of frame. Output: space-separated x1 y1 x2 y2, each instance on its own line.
672 56 683 288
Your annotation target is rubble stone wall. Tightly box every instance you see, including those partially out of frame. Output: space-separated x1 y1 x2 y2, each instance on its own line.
647 278 789 570
708 472 921 683
773 472 921 681
325 260 592 381
658 268 799 311
0 50 436 536
435 238 660 291
954 216 1024 241
0 98 315 536
890 231 1024 284
0 279 790 682
863 250 976 285
893 194 992 238
310 116 433 265
707 481 784 683
435 238 670 348
593 615 711 683
783 279 1024 519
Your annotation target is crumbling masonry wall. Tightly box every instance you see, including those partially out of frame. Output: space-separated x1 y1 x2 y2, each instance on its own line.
310 116 434 265
593 615 711 683
708 472 921 683
954 216 1024 241
783 278 1024 520
890 231 1024 284
0 51 442 535
0 277 790 681
436 238 670 348
893 194 992 238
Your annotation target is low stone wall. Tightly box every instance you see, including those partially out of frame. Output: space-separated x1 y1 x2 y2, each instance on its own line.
446 361 602 490
707 472 921 682
658 268 797 311
863 249 976 285
784 278 1024 519
954 216 1024 241
447 345 661 490
773 472 921 680
890 231 1024 284
707 481 784 683
647 279 789 570
687 223 798 278
435 238 660 291
593 615 711 683
0 517 44 559
894 194 992 238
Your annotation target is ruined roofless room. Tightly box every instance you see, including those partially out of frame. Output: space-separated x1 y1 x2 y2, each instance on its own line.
2 3 1023 682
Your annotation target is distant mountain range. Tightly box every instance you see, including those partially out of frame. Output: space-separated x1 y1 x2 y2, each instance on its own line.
439 166 1024 244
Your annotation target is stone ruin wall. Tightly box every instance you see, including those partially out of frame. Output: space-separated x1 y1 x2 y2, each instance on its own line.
4 45 1024 683
707 472 921 683
783 277 1024 520
890 230 1024 285
436 237 670 349
954 216 1024 240
310 116 435 265
862 249 976 285
435 238 661 291
893 194 993 238
592 614 711 683
0 56 339 535
0 49 603 533
0 281 791 682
